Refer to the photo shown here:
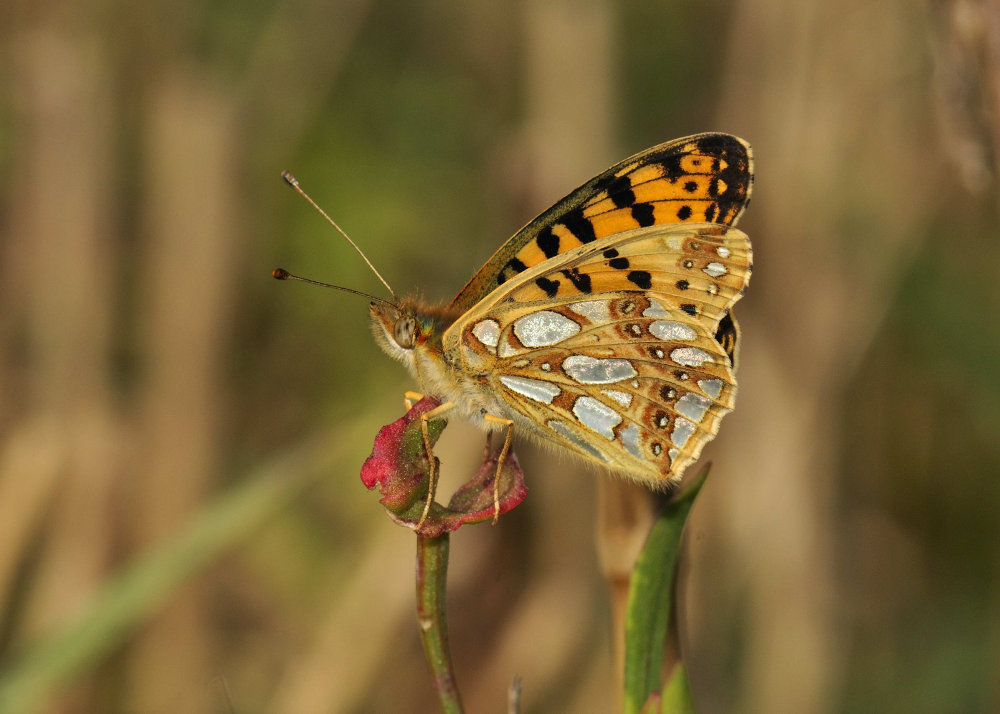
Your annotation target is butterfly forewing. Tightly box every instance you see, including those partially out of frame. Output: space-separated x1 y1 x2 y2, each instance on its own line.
443 223 751 486
449 133 753 313
506 223 750 325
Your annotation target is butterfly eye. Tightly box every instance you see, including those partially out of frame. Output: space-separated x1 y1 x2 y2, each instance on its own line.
393 316 417 349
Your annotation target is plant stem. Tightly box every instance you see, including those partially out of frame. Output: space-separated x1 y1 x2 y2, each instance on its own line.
416 533 464 714
623 470 708 714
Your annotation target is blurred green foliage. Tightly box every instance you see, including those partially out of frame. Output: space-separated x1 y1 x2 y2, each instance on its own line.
2 0 999 712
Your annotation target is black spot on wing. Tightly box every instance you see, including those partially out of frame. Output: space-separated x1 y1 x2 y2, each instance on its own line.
632 203 655 227
613 189 636 208
676 280 690 291
537 227 560 258
602 174 636 208
676 205 692 220
704 203 717 222
627 271 652 289
498 256 528 285
715 311 738 365
603 248 619 258
562 208 596 243
659 153 686 181
680 303 697 315
595 173 629 194
561 268 592 293
609 257 630 270
535 276 560 297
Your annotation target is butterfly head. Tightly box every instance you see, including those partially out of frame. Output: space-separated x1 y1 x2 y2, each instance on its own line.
369 299 461 364
369 301 424 365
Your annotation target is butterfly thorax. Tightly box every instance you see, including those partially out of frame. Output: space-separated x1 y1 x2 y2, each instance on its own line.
369 299 505 426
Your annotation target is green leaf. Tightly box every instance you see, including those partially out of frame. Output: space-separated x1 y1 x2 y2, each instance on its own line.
660 664 696 714
623 469 708 714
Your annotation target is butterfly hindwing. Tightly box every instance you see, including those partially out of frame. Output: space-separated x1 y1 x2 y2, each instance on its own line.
449 133 753 313
443 223 751 485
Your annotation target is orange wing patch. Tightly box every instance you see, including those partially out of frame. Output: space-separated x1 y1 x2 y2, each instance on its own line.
494 136 751 287
449 134 752 313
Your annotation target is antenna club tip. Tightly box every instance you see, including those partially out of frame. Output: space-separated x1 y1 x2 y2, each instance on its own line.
280 171 299 188
272 268 291 280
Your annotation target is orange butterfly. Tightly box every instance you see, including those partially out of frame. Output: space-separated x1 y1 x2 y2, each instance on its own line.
281 133 753 526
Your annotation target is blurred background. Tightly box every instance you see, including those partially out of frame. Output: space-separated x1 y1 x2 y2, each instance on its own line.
2 0 999 712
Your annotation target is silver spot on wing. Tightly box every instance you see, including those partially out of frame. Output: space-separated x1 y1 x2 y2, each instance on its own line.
620 422 642 459
568 300 610 322
513 310 580 347
676 393 711 422
670 417 696 447
670 347 713 367
698 378 723 399
572 396 622 439
499 375 561 404
601 389 632 407
641 299 671 318
703 261 728 277
471 319 500 348
649 320 697 341
562 355 637 384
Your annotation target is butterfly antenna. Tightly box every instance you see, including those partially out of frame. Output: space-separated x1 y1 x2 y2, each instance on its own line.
280 171 398 302
272 268 398 308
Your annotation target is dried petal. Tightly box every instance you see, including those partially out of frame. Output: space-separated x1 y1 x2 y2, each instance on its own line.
360 397 527 534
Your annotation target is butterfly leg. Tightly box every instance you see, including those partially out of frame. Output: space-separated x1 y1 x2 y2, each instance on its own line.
482 414 514 525
416 400 455 530
482 432 492 464
404 390 425 411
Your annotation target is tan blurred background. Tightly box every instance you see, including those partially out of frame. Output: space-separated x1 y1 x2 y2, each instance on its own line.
2 0 1000 712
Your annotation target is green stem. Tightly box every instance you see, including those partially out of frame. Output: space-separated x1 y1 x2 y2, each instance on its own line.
623 470 707 714
416 533 464 714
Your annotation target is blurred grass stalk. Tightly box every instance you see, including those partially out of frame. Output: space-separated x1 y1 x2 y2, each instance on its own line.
0 434 341 714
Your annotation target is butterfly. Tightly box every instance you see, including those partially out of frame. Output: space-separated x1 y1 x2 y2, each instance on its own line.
279 133 753 526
